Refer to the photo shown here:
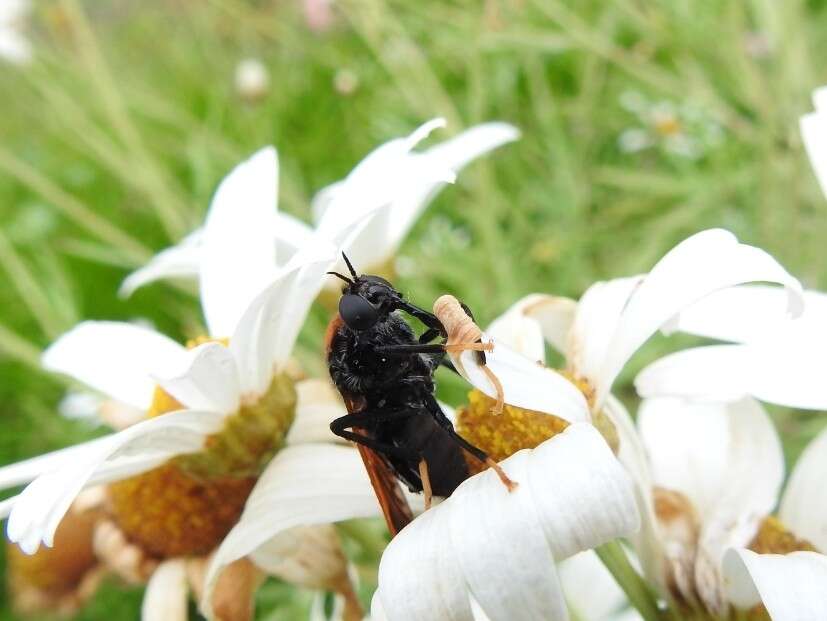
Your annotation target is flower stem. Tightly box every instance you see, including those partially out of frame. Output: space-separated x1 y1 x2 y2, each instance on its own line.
595 540 663 621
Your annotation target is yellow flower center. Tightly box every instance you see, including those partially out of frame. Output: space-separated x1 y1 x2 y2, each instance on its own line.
747 516 817 554
108 465 256 558
108 338 297 558
456 390 569 474
7 508 98 593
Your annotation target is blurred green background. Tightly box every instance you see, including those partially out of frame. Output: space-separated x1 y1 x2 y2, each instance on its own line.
1 0 826 618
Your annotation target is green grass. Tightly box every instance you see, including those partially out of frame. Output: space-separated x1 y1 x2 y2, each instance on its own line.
1 0 827 618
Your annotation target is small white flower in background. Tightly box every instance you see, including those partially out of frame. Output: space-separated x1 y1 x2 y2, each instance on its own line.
636 284 827 410
0 0 31 65
370 424 640 621
333 68 359 96
234 58 270 103
119 118 520 296
618 91 723 159
632 394 827 618
0 147 418 619
800 86 827 200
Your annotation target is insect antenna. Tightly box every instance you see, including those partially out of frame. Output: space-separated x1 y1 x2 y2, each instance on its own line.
327 271 354 285
341 252 359 281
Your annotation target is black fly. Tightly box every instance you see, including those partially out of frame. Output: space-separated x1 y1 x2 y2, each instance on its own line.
325 254 516 534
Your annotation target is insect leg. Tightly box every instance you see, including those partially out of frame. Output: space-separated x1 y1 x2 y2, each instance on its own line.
330 412 419 461
418 459 433 510
426 397 518 492
418 327 442 344
374 343 448 356
393 299 447 336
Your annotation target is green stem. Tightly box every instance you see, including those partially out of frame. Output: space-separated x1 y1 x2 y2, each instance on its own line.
595 540 664 621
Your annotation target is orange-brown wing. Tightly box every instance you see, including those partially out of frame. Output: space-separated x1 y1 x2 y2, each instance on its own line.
325 313 413 537
354 433 414 536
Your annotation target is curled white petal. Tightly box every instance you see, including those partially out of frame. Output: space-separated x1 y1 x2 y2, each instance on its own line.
142 559 189 621
200 443 379 619
723 549 827 618
200 147 279 337
42 321 189 410
376 424 640 621
597 229 803 407
119 229 203 298
450 336 589 423
779 426 827 552
6 409 223 554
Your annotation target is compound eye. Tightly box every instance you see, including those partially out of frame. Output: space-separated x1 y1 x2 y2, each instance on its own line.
339 294 378 331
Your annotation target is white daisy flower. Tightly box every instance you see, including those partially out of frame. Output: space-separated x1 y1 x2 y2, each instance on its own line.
0 147 403 618
800 86 827 199
634 395 827 618
636 284 827 410
444 229 802 615
119 118 519 297
0 0 30 65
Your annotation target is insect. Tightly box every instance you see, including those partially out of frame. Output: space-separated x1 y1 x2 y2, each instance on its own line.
325 254 516 535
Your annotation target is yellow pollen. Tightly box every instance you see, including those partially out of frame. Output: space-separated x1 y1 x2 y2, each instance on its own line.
147 385 184 419
7 508 97 592
748 516 817 554
108 465 255 558
456 390 569 474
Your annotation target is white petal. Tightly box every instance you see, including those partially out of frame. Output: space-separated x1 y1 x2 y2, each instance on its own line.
154 342 240 414
567 277 643 396
42 321 189 410
486 300 546 363
636 343 827 410
801 105 827 200
487 293 578 363
779 426 827 551
520 294 578 354
559 550 628 621
315 119 457 268
663 285 827 345
723 549 827 619
639 397 783 613
286 379 347 445
450 336 590 423
230 243 335 397
200 443 379 619
0 436 113 491
142 559 189 621
597 229 803 408
119 229 203 297
200 147 279 337
6 409 223 554
604 397 662 591
273 211 315 262
383 121 520 250
376 424 640 621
